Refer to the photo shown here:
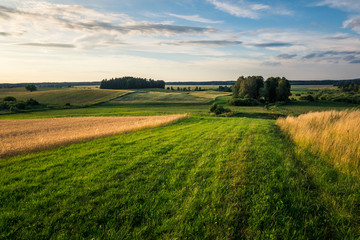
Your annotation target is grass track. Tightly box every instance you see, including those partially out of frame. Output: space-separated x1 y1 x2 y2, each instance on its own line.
1 117 359 239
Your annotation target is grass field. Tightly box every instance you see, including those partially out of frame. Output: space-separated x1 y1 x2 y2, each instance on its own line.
0 115 186 158
277 110 360 171
0 88 131 106
1 86 360 239
1 116 359 239
109 90 230 104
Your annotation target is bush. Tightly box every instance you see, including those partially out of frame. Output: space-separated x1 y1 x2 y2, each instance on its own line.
9 105 18 112
3 96 17 102
15 101 26 110
228 98 261 106
210 103 231 115
210 103 218 112
299 95 315 102
26 98 39 106
0 101 7 110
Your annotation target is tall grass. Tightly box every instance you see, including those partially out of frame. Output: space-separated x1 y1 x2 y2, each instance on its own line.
277 110 360 169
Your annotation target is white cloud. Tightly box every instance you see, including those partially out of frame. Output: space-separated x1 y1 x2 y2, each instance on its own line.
343 16 360 34
207 0 262 19
317 0 360 13
168 13 223 24
317 0 360 34
206 0 292 19
0 1 218 50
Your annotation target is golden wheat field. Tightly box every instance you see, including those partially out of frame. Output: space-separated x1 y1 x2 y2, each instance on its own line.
276 110 360 168
0 115 186 158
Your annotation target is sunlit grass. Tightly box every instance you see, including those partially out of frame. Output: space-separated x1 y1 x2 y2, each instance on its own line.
0 115 186 158
277 110 360 170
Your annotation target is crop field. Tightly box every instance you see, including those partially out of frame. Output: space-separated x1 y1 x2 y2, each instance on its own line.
0 115 186 158
0 88 131 106
109 90 230 104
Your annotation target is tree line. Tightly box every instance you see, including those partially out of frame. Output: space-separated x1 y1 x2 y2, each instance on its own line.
230 76 291 105
100 77 165 90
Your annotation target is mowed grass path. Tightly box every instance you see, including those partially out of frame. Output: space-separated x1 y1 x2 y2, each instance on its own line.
1 117 359 239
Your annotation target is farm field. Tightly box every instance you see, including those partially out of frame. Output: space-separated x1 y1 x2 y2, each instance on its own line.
109 90 230 104
1 92 357 120
1 87 360 239
291 84 336 90
0 115 185 158
1 116 360 239
0 88 131 106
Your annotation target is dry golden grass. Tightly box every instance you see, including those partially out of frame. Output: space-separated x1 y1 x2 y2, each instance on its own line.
276 110 360 167
0 115 187 158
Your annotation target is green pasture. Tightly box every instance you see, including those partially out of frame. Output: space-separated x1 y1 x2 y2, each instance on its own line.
1 87 357 120
0 87 131 107
109 90 229 104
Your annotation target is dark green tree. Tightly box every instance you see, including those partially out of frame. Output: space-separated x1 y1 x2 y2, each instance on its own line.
264 77 291 102
25 84 37 92
232 76 244 98
276 78 291 101
233 76 264 99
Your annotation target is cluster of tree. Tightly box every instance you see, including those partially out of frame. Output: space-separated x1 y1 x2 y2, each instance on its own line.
166 86 204 91
231 76 291 105
308 90 360 104
217 86 232 92
100 77 165 89
334 79 360 87
0 97 40 112
166 81 236 86
340 83 360 92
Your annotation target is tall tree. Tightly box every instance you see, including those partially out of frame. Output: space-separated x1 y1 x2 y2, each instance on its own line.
233 76 264 99
264 77 291 102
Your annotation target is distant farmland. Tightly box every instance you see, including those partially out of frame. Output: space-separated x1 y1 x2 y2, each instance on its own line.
0 88 132 106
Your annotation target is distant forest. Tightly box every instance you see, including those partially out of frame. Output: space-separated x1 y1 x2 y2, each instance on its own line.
0 82 100 88
167 79 360 86
290 79 360 85
1 78 360 88
167 81 236 85
100 77 165 89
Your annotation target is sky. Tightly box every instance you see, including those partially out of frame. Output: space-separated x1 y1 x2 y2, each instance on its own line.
1 0 360 83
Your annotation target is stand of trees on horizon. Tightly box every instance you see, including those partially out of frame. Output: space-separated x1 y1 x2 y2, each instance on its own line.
100 77 165 90
230 76 291 106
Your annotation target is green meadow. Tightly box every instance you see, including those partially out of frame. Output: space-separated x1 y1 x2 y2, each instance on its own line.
1 86 360 239
0 87 131 107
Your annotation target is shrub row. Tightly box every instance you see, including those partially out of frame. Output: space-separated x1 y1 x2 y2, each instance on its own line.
0 97 40 112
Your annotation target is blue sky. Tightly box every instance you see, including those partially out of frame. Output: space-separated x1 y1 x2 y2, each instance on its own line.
1 0 360 82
